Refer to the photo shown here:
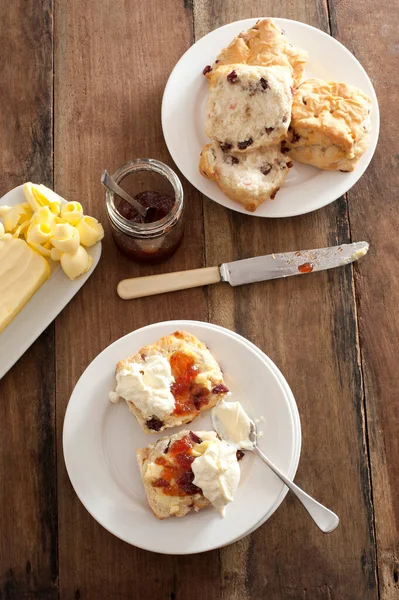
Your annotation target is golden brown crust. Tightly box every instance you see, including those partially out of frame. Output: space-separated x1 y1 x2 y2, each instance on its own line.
116 331 228 434
200 144 257 211
207 19 308 87
137 430 213 519
288 78 372 170
199 143 217 180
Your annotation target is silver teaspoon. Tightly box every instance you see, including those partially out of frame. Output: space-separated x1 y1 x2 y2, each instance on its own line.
248 420 339 533
211 406 339 534
101 170 156 220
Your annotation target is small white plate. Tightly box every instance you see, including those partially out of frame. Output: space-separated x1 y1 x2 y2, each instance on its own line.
0 185 102 379
162 18 379 218
63 320 301 554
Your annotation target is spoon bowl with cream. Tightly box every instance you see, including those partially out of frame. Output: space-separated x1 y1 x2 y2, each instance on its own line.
212 400 339 534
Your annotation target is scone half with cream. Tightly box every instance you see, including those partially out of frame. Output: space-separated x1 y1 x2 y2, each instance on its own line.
205 64 293 151
137 430 242 519
200 141 293 212
109 331 229 433
287 78 372 171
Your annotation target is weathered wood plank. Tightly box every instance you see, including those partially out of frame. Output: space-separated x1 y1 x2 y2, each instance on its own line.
54 0 222 598
328 1 399 598
194 1 378 599
0 1 58 598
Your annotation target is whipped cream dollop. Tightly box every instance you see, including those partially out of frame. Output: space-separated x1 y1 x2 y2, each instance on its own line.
109 354 175 419
211 400 255 450
191 437 240 516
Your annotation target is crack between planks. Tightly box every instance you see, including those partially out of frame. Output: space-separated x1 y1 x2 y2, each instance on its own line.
325 0 380 589
52 0 55 187
324 0 333 36
191 2 220 585
191 0 211 324
347 201 381 598
51 0 60 596
327 0 380 595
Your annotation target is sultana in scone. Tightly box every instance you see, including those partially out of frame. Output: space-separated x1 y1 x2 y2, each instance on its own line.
204 19 308 88
286 78 372 171
199 141 293 212
109 331 229 433
137 430 242 519
205 64 293 151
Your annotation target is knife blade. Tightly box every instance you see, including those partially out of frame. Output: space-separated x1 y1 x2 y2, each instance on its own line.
220 241 369 286
117 241 369 300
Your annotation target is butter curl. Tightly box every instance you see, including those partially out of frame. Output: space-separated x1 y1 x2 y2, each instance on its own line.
3 203 32 233
23 183 62 215
50 223 80 254
31 206 57 226
76 216 104 247
0 205 11 218
0 222 12 240
60 245 92 280
60 201 84 226
27 222 53 245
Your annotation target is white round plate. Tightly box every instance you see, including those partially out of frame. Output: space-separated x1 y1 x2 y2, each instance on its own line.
63 320 301 554
162 18 379 218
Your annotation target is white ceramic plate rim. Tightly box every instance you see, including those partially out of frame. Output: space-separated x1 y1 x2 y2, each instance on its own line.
162 17 380 218
0 185 102 379
63 320 301 554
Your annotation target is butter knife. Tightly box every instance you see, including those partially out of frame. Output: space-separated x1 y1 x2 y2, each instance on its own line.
117 241 369 300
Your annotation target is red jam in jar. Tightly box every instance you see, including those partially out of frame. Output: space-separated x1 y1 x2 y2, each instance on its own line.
105 159 184 263
117 191 175 224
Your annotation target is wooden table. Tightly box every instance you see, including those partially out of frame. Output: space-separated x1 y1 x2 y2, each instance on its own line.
0 1 397 598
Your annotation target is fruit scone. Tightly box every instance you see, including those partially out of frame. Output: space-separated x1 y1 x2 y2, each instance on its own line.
286 79 372 171
200 141 293 211
137 429 243 518
204 19 308 88
205 64 293 151
109 331 229 433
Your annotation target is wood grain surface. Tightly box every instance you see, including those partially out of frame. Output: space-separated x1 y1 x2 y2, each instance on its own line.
0 0 397 598
328 2 399 598
0 1 58 600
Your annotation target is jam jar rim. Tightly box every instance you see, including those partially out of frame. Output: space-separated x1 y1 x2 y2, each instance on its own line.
105 159 184 239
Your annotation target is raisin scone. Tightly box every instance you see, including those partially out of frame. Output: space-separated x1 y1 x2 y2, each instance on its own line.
286 79 372 171
205 64 293 151
109 331 229 434
199 142 293 212
137 430 242 519
204 19 308 88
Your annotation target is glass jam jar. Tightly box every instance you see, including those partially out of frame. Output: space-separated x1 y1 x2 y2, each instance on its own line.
105 159 184 263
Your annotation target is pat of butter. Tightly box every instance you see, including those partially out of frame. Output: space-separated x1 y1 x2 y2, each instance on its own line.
144 462 164 481
0 237 50 333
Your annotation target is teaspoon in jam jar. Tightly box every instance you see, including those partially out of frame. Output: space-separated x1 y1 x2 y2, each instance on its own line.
117 191 175 224
104 158 185 263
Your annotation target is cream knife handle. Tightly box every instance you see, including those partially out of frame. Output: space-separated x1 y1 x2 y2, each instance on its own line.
117 266 221 300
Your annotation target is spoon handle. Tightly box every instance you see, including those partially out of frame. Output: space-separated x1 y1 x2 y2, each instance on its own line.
254 445 339 533
101 170 147 218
